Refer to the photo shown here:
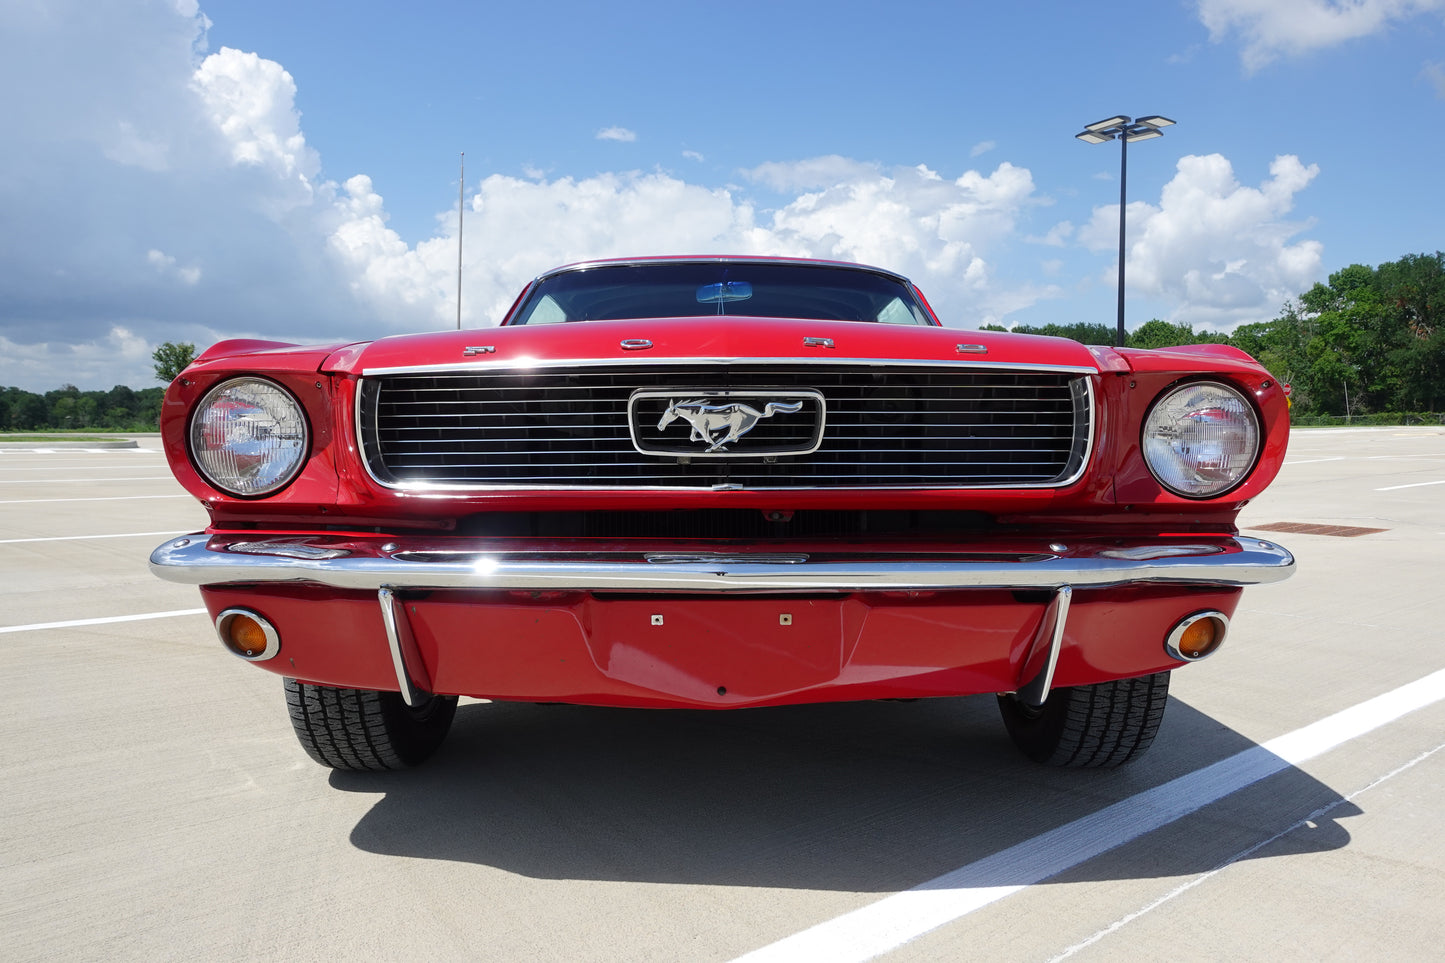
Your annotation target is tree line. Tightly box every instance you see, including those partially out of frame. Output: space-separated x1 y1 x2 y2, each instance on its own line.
0 343 193 432
3 252 1441 430
0 384 168 432
987 251 1444 421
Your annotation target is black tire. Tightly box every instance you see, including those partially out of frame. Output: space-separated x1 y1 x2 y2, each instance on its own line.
284 678 458 771
997 671 1170 768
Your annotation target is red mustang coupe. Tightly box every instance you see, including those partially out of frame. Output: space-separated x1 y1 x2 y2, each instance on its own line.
150 257 1294 770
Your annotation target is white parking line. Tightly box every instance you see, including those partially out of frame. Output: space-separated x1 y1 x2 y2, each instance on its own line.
1366 453 1445 460
0 608 208 634
0 494 189 504
1294 426 1445 434
731 667 1445 963
1376 479 1445 491
0 448 162 454
1047 740 1445 961
0 476 173 484
0 530 190 545
0 462 168 472
1284 456 1346 465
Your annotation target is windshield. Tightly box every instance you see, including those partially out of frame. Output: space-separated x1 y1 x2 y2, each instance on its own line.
506 262 936 326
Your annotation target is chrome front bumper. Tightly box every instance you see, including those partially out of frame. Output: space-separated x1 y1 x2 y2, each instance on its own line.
150 533 1295 593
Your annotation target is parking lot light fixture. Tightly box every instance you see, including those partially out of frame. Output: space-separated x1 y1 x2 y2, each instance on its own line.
1125 127 1165 142
1074 114 1176 347
1083 115 1131 132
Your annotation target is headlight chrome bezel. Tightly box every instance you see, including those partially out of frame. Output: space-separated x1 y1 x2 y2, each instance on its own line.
1142 380 1262 499
188 377 310 498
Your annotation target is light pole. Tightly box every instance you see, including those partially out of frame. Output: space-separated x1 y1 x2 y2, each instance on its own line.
1075 115 1175 347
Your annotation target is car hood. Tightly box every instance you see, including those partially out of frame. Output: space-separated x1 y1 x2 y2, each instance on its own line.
321 317 1105 376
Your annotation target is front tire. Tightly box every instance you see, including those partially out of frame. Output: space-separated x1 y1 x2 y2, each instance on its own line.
997 671 1170 768
284 678 458 771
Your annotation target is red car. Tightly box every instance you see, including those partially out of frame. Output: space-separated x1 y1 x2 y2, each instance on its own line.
150 257 1294 770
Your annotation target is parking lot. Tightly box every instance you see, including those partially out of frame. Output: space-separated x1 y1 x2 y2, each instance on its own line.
3 428 1442 961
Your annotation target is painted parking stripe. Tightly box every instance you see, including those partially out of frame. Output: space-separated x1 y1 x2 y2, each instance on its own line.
1366 453 1445 460
0 476 173 484
0 530 189 545
0 448 162 453
732 667 1445 963
0 494 189 504
1376 479 1445 491
1047 740 1445 961
0 608 209 634
0 462 167 472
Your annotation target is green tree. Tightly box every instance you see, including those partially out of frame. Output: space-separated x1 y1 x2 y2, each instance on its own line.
1378 253 1443 338
1127 319 1199 349
9 392 48 430
134 388 165 428
152 341 197 384
978 322 1118 345
1027 322 1118 345
51 397 78 428
1228 307 1313 407
1292 265 1403 415
1240 255 1445 416
1377 252 1445 410
105 385 137 417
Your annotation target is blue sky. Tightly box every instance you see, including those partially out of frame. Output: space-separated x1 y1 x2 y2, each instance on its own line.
2 0 1443 391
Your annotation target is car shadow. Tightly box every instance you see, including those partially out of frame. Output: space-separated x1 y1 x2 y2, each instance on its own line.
330 696 1359 892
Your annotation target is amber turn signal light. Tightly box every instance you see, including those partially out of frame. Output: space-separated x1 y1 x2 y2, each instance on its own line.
215 608 281 661
1165 611 1229 662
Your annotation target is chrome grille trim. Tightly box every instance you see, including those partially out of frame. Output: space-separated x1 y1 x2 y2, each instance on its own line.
362 356 1097 378
356 363 1096 491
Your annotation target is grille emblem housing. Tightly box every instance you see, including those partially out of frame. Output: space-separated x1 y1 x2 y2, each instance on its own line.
629 389 826 457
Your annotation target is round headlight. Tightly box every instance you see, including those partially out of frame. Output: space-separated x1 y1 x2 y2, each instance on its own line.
1142 381 1260 498
189 378 309 497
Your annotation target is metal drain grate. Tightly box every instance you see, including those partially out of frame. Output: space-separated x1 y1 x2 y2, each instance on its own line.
1249 522 1387 537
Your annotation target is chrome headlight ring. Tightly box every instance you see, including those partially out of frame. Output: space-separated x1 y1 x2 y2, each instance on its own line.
188 377 310 497
1142 380 1261 498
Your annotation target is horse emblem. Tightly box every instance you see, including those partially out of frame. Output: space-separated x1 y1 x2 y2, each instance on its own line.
657 399 804 453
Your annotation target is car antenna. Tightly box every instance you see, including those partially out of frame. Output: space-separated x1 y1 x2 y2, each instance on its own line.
457 151 464 330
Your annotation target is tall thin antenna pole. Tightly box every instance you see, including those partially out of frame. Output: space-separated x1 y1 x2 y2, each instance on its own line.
1115 134 1127 348
457 152 464 330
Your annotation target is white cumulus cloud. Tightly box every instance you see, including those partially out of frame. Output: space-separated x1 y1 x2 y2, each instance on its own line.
596 126 637 142
0 0 1334 391
744 155 878 192
459 170 760 325
323 158 1050 332
1027 221 1075 247
192 46 320 211
1079 153 1323 328
1424 60 1445 97
147 249 202 285
0 326 157 392
327 175 457 320
1198 0 1445 70
754 161 1038 302
0 0 373 389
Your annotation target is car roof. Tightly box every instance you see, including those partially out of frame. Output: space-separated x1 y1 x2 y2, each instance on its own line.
531 255 915 286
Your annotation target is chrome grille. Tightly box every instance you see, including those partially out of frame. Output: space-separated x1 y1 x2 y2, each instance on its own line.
357 364 1093 489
